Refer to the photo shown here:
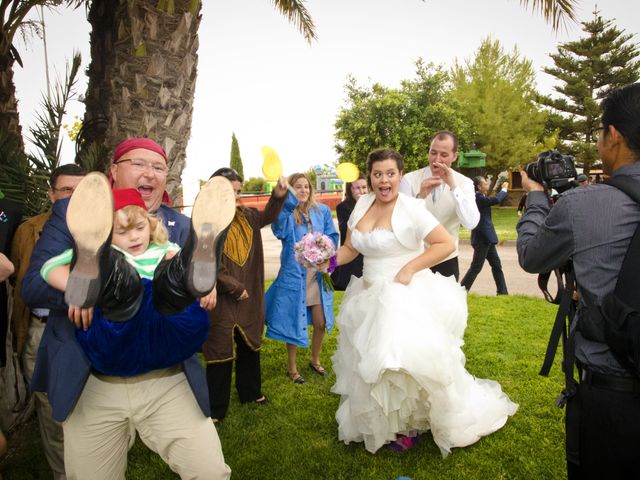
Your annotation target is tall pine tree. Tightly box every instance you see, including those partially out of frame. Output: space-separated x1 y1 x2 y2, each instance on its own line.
229 132 244 178
541 10 639 173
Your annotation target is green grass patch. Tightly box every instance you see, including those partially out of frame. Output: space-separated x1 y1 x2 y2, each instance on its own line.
460 207 520 242
1 294 566 480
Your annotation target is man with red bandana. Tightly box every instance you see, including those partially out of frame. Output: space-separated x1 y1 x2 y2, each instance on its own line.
21 138 232 479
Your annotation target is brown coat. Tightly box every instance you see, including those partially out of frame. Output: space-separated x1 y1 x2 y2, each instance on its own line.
10 212 50 356
203 195 284 363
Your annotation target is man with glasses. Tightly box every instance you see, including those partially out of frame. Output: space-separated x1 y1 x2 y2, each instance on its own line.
22 138 231 479
110 138 190 245
10 163 84 480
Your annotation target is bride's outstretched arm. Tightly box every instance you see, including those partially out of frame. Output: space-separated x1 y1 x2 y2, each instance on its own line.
335 229 360 266
394 225 455 285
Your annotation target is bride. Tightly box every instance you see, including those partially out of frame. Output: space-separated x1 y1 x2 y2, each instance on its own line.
330 148 517 455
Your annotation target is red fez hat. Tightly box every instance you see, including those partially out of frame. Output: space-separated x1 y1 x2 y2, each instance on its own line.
113 138 167 163
112 188 148 212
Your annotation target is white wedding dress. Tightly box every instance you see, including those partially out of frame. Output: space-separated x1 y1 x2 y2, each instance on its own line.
331 228 518 455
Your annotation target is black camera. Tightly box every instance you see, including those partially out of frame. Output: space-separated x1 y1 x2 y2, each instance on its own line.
524 150 577 194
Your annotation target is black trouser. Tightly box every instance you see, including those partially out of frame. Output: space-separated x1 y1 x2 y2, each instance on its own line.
206 328 262 421
430 257 459 281
460 242 508 294
566 374 640 479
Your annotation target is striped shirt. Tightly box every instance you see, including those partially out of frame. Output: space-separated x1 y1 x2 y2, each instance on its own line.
41 242 180 282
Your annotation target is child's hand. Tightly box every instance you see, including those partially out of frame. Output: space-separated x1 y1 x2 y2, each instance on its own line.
200 287 217 311
68 305 94 331
163 250 178 260
236 290 249 301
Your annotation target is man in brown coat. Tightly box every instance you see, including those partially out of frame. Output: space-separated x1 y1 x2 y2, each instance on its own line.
10 164 85 480
203 168 287 422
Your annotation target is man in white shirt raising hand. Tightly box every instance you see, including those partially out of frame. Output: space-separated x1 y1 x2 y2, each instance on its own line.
400 130 480 280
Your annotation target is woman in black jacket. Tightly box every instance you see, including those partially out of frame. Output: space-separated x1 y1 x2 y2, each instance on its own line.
330 174 367 290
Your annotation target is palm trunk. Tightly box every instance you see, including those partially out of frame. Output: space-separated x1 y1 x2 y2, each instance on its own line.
0 33 24 151
82 0 201 201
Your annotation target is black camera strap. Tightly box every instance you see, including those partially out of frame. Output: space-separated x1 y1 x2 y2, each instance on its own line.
602 175 640 310
539 265 578 407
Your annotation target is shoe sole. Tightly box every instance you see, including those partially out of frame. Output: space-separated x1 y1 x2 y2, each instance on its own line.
188 176 236 295
65 172 113 308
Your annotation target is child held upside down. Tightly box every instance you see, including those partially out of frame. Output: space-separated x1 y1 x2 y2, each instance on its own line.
41 173 235 376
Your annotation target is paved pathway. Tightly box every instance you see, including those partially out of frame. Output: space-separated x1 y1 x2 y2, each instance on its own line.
261 226 546 299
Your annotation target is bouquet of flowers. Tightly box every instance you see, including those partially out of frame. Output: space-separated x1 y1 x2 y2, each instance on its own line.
294 232 336 291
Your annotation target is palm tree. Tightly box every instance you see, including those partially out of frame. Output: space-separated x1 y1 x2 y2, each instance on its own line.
78 0 316 200
521 0 577 30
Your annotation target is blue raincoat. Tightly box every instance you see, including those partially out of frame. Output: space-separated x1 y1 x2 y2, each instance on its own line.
265 193 338 347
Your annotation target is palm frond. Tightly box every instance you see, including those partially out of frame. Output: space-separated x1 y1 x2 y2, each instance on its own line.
0 52 82 217
520 0 578 31
272 0 316 43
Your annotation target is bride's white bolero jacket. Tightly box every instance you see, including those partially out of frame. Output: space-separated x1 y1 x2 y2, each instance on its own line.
347 192 439 252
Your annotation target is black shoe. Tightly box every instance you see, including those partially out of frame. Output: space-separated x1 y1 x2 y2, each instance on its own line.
186 176 236 296
255 395 269 406
65 173 113 308
309 362 328 377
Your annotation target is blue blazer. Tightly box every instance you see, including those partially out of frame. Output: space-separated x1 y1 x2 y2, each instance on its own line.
21 199 208 422
264 193 338 347
470 190 507 246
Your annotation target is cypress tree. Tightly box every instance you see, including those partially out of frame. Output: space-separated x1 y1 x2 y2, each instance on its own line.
541 10 639 173
229 132 244 178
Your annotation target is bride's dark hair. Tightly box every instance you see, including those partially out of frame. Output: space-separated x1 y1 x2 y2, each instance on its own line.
366 148 404 188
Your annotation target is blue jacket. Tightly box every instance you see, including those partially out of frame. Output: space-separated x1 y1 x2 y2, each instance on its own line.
265 193 338 347
470 189 507 246
21 199 209 422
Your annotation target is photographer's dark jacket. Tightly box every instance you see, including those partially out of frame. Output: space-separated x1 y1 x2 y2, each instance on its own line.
517 163 640 377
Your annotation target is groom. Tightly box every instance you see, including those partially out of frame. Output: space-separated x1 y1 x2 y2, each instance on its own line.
400 131 479 280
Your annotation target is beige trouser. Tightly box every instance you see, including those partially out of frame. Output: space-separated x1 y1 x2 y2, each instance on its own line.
63 366 231 480
23 316 66 480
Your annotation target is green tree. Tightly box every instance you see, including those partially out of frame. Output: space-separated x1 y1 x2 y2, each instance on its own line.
540 10 639 174
229 132 244 178
243 177 265 193
334 60 471 174
451 38 546 182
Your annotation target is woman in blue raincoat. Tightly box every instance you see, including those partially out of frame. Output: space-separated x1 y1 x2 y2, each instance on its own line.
265 173 338 384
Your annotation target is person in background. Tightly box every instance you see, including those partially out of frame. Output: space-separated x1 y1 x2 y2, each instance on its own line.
330 174 368 290
265 173 339 384
400 131 480 280
203 168 287 422
460 177 509 295
10 163 85 480
576 174 589 186
0 193 21 475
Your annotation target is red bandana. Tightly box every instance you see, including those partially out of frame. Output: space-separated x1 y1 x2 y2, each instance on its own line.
113 138 166 163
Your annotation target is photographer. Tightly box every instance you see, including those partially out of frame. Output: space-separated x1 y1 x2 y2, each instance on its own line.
517 83 640 479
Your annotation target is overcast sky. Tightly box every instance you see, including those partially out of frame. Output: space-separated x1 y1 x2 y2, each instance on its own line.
12 0 640 200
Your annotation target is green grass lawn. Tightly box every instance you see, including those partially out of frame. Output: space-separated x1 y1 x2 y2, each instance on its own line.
460 207 520 242
1 293 566 480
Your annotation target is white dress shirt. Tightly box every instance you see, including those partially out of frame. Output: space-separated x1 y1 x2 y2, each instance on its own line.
400 167 480 230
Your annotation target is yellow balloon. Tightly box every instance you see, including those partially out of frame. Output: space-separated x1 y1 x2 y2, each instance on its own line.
261 146 282 181
336 162 360 182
